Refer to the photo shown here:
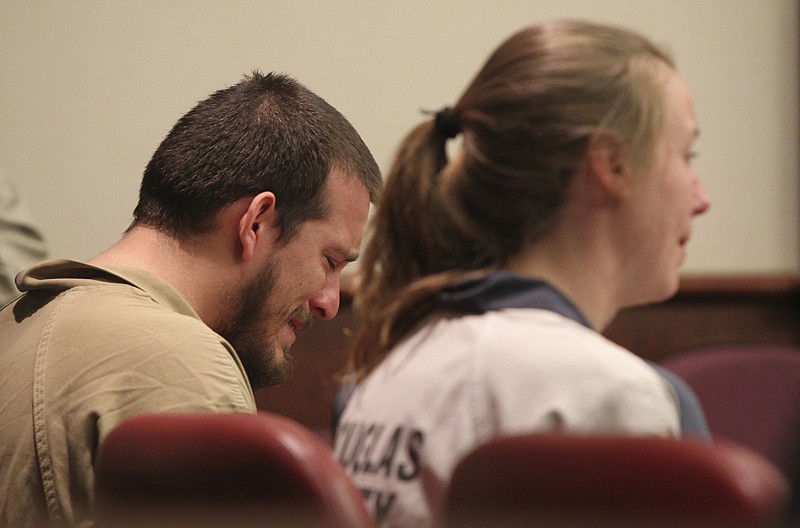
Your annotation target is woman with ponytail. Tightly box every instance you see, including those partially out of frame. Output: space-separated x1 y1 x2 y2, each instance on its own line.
334 19 711 528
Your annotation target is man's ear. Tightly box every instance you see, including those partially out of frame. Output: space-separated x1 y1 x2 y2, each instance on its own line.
585 131 631 198
238 191 277 262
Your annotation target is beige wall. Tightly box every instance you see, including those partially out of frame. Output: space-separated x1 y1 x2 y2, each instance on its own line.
1 0 798 273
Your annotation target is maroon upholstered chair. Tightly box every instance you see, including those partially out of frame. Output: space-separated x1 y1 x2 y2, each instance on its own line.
445 434 789 528
660 343 800 474
94 411 374 528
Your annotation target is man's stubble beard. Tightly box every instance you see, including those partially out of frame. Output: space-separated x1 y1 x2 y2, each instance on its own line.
218 262 296 390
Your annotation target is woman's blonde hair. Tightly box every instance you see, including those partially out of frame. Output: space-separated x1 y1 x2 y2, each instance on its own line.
350 19 675 379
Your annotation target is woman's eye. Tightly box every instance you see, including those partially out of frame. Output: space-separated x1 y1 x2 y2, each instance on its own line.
685 151 699 164
326 257 337 271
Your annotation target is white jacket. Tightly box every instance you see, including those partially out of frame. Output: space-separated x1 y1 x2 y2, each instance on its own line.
335 300 679 528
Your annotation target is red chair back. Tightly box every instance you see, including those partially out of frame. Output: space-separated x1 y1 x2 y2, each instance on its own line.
445 434 789 528
94 411 374 528
660 343 800 472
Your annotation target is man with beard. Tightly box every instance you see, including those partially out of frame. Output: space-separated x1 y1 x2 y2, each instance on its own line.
0 71 382 528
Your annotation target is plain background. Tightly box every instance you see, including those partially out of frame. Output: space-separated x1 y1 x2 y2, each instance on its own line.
0 0 798 274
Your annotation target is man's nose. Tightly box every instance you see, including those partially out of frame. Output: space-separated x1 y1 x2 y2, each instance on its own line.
309 275 341 320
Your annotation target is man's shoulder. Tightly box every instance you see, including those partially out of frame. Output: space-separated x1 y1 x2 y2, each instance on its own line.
60 280 186 318
45 281 250 394
45 283 221 356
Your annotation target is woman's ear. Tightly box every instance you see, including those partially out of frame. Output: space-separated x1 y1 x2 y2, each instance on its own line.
585 131 631 198
238 191 277 262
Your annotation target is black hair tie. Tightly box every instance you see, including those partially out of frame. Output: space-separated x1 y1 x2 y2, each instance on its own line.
434 107 462 140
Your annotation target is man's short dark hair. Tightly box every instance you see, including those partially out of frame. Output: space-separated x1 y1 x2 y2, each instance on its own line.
132 71 381 241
